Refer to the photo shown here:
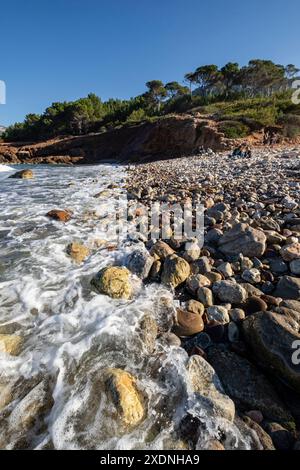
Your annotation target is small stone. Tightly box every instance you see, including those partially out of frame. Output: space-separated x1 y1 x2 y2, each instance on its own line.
205 271 223 283
201 440 225 450
213 280 247 304
229 308 245 322
280 243 300 262
228 322 239 342
126 250 154 280
149 260 162 280
184 300 205 316
245 410 264 424
192 256 211 275
173 309 204 337
207 306 230 325
290 259 300 275
217 262 233 278
182 241 201 262
242 268 261 284
186 274 211 295
197 287 214 307
264 422 295 450
9 169 34 179
274 276 300 300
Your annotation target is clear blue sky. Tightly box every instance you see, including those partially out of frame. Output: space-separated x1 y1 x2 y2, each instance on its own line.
1 0 300 126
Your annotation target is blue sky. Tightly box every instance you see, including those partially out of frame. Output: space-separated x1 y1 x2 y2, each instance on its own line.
1 0 300 126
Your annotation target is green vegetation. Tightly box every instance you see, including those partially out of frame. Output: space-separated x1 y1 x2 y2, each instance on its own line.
3 59 300 142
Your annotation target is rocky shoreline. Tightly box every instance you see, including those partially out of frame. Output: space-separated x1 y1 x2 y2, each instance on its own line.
1 147 300 450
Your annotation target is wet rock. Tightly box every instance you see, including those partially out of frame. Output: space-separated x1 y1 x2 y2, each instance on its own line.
161 255 190 288
274 276 300 300
103 368 145 427
66 242 90 263
0 334 23 356
212 280 247 304
206 306 230 325
187 355 235 422
218 223 266 258
149 259 162 280
173 308 204 337
126 250 154 280
91 266 132 299
150 241 175 260
9 169 34 179
201 440 225 450
242 311 300 393
184 299 205 316
197 287 214 307
46 209 72 222
207 347 294 430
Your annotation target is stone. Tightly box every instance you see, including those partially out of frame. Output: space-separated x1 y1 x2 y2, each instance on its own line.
290 259 300 275
184 299 204 316
150 241 175 260
9 169 34 179
274 276 300 300
229 308 245 322
201 440 225 450
218 223 266 258
197 287 214 307
186 274 211 295
206 306 230 325
182 241 201 262
280 243 300 262
187 355 235 422
104 369 145 427
0 334 23 356
192 256 211 275
245 410 264 424
207 347 294 430
66 242 90 263
91 266 132 299
161 255 190 288
242 311 300 394
217 262 233 278
126 250 154 280
241 268 261 284
268 258 288 274
137 314 158 353
280 299 300 312
149 260 161 280
228 322 239 342
173 308 204 337
212 280 247 304
241 416 275 450
46 209 72 222
244 296 268 315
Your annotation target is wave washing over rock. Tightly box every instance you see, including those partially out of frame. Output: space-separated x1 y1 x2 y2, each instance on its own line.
0 149 300 450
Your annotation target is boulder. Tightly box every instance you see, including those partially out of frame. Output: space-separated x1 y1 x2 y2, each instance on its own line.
46 209 72 222
218 223 266 258
187 355 235 422
207 347 294 430
242 310 300 394
126 250 154 280
161 255 190 288
66 242 90 263
103 368 145 427
91 266 132 299
0 334 23 356
9 169 34 179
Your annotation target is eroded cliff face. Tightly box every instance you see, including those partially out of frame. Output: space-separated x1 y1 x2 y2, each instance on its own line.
0 114 233 165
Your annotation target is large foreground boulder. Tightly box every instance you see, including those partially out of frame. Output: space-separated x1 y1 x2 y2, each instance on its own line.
218 223 266 258
242 311 300 394
91 266 132 299
103 368 145 427
207 347 295 430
